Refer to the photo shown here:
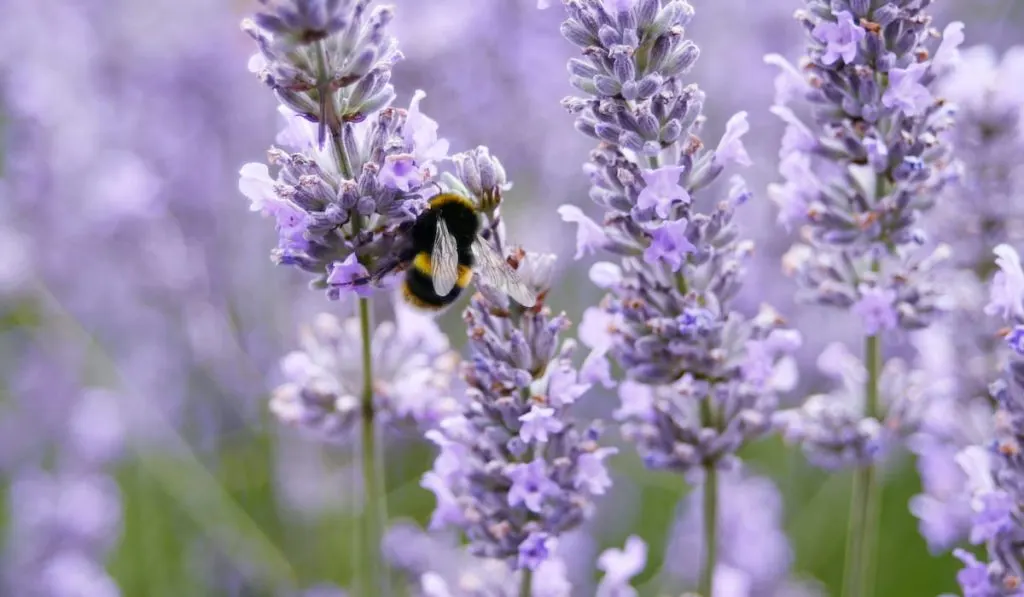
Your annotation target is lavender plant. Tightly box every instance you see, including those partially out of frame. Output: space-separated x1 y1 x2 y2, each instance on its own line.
909 44 1024 552
419 149 617 594
763 1 963 594
554 1 800 594
239 0 453 592
948 244 1024 596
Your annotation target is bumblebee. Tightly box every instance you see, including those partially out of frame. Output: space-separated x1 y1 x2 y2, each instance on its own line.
350 192 536 311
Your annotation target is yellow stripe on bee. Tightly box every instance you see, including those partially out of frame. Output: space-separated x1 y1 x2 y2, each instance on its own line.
456 265 473 288
413 252 433 275
428 192 476 211
401 280 443 311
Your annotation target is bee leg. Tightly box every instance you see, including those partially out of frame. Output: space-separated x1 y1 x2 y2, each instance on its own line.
480 211 505 255
336 252 410 287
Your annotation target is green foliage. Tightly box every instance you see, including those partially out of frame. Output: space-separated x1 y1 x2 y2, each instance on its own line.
100 432 962 596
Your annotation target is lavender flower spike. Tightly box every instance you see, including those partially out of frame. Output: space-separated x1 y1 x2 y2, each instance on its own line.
765 2 963 596
422 149 615 576
764 0 966 516
765 0 964 477
242 0 452 300
558 0 799 473
271 303 461 441
240 2 452 593
556 1 800 594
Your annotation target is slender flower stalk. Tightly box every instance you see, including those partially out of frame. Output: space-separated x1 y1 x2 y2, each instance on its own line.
519 570 534 597
551 1 800 594
699 466 718 597
358 297 386 593
764 2 964 595
240 0 457 590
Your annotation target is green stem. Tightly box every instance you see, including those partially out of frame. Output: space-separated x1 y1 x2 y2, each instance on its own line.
843 313 883 597
519 569 533 597
841 463 866 597
697 396 718 597
858 331 883 597
357 297 389 596
698 463 718 597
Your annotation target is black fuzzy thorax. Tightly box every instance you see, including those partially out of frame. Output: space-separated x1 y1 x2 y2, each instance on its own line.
410 194 479 267
401 194 480 310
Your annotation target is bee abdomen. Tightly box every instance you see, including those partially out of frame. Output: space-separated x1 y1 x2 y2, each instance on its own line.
402 264 464 311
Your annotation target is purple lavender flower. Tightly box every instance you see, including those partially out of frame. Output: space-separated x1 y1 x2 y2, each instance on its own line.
883 63 934 116
240 1 459 300
948 245 1024 593
812 11 864 66
422 246 614 570
555 0 802 481
986 244 1024 319
850 285 899 336
420 149 614 573
596 536 647 597
643 220 696 272
519 406 565 443
1008 326 1024 356
557 205 610 260
637 166 690 218
905 331 991 552
766 0 964 482
952 549 1002 597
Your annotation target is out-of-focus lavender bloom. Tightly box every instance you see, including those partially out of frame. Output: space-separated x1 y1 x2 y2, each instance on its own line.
595 535 647 597
950 246 1024 593
907 323 994 552
270 301 461 441
908 44 1024 550
242 0 456 299
555 0 801 478
931 46 1024 273
4 379 125 597
766 0 963 468
389 0 596 261
382 522 575 596
2 0 294 442
667 470 803 595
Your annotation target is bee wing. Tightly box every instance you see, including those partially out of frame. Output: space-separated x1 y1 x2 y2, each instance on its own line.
432 217 460 297
471 237 537 307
